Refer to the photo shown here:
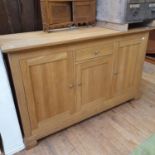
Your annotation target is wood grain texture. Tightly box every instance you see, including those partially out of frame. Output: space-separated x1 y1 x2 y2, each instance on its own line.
7 31 149 148
15 62 155 155
20 49 75 130
112 35 147 98
0 27 153 53
76 56 113 111
40 0 96 31
40 0 74 31
73 0 96 25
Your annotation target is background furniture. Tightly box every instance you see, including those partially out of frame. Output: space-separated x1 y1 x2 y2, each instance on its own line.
40 0 96 31
146 30 155 64
97 0 145 24
0 0 42 34
97 0 155 24
0 27 150 148
96 0 155 32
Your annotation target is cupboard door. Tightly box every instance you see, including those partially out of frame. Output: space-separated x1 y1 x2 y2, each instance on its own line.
112 35 148 96
76 56 113 110
19 50 75 133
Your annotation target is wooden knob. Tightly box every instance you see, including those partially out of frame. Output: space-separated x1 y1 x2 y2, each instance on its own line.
78 83 82 87
114 72 118 75
68 84 74 88
94 51 99 55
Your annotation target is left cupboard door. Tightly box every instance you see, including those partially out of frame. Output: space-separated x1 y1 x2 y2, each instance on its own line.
9 49 75 141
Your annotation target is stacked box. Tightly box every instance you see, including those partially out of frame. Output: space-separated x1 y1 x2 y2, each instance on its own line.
96 0 127 24
126 0 145 22
145 0 155 19
97 0 155 24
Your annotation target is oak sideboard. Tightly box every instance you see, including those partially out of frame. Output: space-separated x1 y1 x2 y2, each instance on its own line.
0 27 151 148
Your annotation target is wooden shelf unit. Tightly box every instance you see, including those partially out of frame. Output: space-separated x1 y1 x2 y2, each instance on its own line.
40 0 96 31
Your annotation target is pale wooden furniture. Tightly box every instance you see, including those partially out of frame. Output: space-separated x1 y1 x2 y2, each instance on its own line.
0 27 151 148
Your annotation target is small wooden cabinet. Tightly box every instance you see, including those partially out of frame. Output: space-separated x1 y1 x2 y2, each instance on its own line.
73 0 96 25
5 29 149 148
40 0 96 31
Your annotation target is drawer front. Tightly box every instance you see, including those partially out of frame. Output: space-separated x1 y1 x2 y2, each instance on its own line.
48 2 72 24
73 0 96 23
75 41 114 61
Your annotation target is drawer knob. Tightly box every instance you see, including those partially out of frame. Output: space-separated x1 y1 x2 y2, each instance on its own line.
142 37 145 40
94 51 100 55
78 83 82 87
68 84 74 88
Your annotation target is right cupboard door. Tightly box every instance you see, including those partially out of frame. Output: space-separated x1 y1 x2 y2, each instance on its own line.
112 34 148 97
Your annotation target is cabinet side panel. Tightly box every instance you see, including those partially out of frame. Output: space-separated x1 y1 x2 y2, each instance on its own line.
8 54 32 137
134 33 149 98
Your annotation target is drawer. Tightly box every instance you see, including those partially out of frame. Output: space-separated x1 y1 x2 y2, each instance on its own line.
48 2 72 24
73 0 96 24
75 41 114 61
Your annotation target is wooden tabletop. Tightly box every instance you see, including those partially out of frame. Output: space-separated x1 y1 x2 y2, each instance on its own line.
0 26 152 53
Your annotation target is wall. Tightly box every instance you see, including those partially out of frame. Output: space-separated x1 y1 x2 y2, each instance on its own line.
0 0 42 34
0 52 25 155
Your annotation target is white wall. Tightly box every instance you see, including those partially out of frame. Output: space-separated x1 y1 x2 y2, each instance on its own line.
0 52 25 155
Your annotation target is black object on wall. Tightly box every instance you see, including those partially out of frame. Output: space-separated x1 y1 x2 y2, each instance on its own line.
0 133 4 154
0 0 42 35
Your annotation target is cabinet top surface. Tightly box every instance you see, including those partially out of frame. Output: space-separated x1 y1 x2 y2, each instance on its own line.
0 26 152 53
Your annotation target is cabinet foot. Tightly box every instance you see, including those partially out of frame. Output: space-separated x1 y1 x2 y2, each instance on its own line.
24 139 38 149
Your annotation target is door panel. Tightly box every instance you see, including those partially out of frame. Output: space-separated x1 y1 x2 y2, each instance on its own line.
112 36 147 96
19 50 74 131
76 56 113 110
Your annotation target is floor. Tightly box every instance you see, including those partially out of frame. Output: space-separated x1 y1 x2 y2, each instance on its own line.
143 62 155 85
16 62 155 155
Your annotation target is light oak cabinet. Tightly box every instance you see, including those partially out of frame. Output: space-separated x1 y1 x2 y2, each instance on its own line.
7 32 148 148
